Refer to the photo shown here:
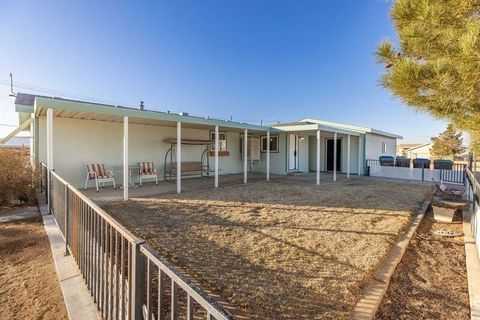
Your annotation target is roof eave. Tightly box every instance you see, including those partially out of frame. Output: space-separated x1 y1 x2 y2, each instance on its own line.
34 96 276 132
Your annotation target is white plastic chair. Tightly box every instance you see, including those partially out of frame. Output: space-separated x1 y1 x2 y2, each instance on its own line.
138 161 158 186
84 163 116 192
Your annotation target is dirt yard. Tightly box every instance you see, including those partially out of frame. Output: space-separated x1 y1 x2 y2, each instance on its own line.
375 212 470 319
0 216 68 319
103 179 430 319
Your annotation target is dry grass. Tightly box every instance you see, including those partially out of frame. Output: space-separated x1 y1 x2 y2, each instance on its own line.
0 217 68 319
103 178 430 319
375 212 469 319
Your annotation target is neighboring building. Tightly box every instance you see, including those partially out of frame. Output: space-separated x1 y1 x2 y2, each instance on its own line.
8 92 402 188
397 142 432 159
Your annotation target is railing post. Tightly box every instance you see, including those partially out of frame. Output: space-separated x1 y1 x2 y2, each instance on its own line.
131 240 146 320
64 183 70 256
47 169 51 214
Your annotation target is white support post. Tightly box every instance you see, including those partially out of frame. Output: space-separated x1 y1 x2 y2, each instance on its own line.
47 108 53 212
244 128 248 184
176 122 182 193
358 134 362 175
214 125 219 188
347 134 351 179
123 116 129 201
316 129 320 185
333 132 337 182
266 130 270 181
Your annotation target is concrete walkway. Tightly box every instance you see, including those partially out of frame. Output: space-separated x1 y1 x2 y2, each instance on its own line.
0 206 40 223
37 199 99 320
463 210 480 320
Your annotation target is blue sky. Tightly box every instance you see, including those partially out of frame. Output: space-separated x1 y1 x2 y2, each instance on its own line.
0 0 446 142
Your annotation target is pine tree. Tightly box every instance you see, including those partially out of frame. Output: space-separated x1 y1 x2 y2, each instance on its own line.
376 0 480 154
431 124 466 159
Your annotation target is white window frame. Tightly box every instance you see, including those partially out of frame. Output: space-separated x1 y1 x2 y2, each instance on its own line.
382 142 388 154
210 131 227 151
261 135 279 153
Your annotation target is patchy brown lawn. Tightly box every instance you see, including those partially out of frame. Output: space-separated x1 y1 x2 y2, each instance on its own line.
375 212 469 320
0 217 68 319
103 179 430 319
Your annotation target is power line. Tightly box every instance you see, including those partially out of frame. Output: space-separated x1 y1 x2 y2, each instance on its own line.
0 78 281 126
0 123 18 127
0 79 138 108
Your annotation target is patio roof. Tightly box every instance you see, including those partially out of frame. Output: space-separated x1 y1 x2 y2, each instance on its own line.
16 93 274 133
273 122 362 136
274 118 402 139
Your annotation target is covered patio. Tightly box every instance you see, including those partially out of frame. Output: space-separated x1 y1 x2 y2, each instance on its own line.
32 96 275 202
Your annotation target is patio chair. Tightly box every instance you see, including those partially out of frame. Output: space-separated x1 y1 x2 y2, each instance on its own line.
138 161 158 186
84 163 116 192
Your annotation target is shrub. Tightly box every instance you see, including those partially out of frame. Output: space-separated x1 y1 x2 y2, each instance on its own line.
0 147 37 206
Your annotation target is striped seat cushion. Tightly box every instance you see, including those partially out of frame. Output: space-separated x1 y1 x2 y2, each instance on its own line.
139 162 155 175
87 163 107 179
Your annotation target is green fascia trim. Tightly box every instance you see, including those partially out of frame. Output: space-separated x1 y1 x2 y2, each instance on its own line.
34 97 278 133
300 118 402 139
369 129 403 140
274 124 319 132
274 123 362 136
15 104 34 113
318 125 361 136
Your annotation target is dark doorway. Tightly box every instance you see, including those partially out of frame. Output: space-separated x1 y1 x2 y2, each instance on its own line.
326 139 341 171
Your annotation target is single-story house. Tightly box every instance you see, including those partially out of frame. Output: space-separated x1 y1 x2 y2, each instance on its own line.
397 142 432 159
9 92 401 199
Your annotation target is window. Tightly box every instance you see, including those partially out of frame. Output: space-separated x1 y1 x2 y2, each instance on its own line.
382 142 387 154
261 135 279 153
210 131 227 151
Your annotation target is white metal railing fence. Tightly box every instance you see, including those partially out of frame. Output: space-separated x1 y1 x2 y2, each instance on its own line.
466 167 480 256
45 166 234 320
366 159 466 184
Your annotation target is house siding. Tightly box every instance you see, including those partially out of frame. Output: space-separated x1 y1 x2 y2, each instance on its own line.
365 133 397 160
259 132 288 175
37 116 268 188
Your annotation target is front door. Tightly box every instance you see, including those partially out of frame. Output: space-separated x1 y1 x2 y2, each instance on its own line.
289 134 298 170
326 139 341 171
